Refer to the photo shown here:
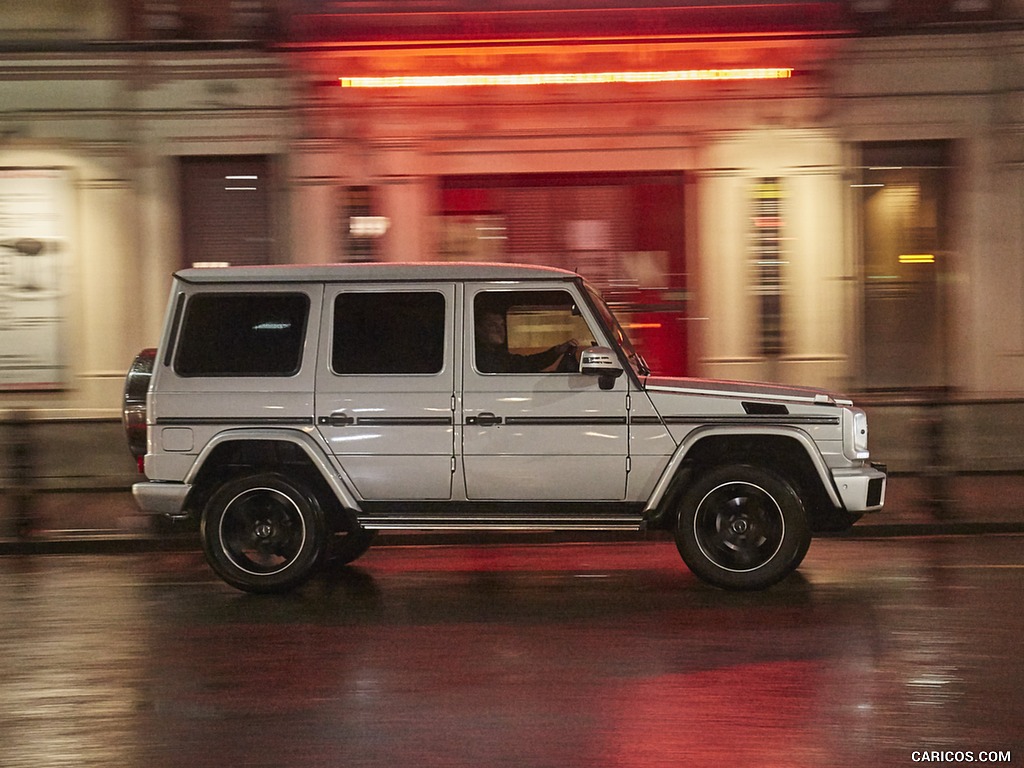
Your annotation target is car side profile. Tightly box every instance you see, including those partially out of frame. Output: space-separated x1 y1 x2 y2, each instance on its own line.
124 262 886 592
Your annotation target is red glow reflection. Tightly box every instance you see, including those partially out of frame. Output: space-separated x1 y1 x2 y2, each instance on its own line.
600 660 827 768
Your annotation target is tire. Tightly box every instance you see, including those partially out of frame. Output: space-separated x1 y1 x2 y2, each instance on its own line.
674 464 811 590
327 523 377 565
200 473 329 593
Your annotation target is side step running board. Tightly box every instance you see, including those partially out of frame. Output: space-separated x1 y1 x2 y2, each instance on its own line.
359 516 645 532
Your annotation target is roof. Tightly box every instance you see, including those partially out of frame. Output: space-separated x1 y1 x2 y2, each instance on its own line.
174 261 581 284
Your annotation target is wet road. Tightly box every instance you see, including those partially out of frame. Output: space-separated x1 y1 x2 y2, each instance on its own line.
1 535 1021 768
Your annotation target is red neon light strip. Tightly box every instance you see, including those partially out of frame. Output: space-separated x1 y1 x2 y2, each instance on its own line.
339 67 793 88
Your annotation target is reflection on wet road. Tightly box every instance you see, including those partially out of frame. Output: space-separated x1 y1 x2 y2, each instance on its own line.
1 536 1021 767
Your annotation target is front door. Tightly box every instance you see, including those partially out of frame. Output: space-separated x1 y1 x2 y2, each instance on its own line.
461 285 629 501
315 284 456 500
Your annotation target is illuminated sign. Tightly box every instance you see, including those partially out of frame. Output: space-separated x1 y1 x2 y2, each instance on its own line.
349 215 391 238
339 67 793 88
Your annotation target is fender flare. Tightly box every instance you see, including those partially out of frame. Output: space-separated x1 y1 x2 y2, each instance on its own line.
642 424 842 514
184 427 363 513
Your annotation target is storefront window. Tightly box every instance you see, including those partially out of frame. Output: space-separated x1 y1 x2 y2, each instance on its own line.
342 185 383 263
858 141 952 390
750 177 786 357
439 172 689 375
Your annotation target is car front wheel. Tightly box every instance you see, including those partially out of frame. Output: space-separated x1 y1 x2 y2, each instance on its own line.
328 522 377 565
201 473 329 593
674 464 810 590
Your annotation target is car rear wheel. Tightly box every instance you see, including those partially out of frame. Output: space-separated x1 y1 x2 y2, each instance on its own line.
201 473 329 593
674 464 810 590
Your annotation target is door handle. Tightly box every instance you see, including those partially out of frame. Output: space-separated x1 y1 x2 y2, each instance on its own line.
468 412 502 427
318 412 355 427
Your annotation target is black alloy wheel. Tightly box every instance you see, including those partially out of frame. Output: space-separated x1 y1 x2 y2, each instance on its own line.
201 473 329 593
674 464 811 590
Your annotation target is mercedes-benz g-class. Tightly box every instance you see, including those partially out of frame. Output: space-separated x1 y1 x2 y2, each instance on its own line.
124 263 885 592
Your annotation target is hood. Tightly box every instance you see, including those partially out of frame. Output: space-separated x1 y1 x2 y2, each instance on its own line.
642 376 852 407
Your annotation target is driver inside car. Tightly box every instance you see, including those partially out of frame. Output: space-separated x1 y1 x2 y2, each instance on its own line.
475 309 579 373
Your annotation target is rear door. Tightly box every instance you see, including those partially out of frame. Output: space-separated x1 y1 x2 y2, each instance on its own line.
315 283 456 500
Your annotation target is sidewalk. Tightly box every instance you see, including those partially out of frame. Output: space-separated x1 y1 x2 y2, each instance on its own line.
840 472 1024 537
2 473 1024 554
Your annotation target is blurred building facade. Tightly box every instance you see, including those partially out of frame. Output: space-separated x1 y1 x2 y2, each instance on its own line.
2 0 1024 421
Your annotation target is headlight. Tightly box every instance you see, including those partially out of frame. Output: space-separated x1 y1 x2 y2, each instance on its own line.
844 407 870 461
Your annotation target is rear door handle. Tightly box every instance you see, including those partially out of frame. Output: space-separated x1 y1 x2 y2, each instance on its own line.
467 412 502 427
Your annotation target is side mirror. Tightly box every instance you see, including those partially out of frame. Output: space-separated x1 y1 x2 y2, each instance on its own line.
579 346 624 389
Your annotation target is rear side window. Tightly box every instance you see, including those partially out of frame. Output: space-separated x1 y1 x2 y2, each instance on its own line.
175 293 309 376
333 292 445 374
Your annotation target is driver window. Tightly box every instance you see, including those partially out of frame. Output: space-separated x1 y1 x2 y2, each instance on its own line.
474 290 595 374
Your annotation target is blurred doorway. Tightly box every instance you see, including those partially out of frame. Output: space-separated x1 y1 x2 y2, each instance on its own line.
178 155 274 269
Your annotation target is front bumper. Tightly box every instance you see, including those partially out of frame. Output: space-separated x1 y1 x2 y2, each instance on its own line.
132 481 191 517
832 463 887 513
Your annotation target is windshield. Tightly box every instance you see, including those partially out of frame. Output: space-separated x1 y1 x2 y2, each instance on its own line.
584 284 650 377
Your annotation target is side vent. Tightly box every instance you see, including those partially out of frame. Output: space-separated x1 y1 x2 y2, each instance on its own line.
742 401 789 416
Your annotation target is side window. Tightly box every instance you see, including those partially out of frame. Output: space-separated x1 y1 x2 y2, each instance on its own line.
175 293 309 376
474 290 594 374
333 291 446 374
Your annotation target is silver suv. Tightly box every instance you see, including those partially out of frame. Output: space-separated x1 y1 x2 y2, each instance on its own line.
124 263 885 592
